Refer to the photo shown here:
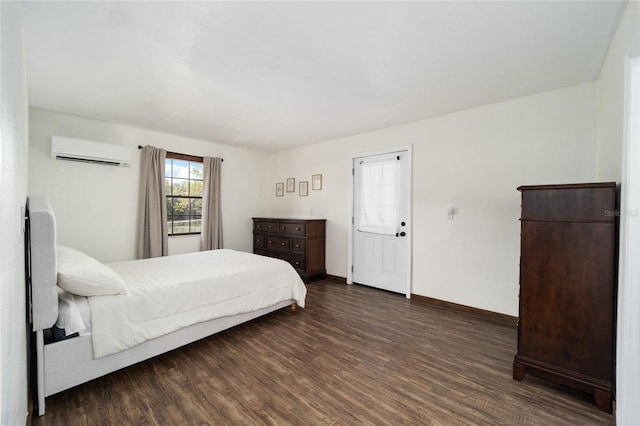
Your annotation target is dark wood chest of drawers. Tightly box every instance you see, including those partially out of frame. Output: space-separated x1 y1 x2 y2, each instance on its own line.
252 217 326 283
512 182 617 413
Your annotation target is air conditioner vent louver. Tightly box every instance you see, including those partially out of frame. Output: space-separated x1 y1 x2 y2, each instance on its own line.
54 156 122 166
51 136 132 167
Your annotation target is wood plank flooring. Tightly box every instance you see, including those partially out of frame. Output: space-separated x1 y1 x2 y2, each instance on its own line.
30 280 614 425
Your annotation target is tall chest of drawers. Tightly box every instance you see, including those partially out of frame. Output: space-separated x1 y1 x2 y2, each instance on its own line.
252 217 326 283
513 182 617 413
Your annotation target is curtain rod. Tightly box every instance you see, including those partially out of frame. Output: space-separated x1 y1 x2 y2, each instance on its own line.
138 145 223 162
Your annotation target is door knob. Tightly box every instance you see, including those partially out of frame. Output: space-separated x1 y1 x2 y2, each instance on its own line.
399 232 406 237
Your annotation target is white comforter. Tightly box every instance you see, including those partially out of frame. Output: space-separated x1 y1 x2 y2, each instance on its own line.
89 249 306 359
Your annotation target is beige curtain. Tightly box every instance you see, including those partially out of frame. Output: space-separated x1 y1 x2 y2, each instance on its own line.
136 146 168 259
200 157 223 250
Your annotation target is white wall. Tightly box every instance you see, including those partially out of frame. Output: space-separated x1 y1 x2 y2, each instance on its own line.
29 108 269 262
0 2 30 424
266 82 598 316
596 0 640 182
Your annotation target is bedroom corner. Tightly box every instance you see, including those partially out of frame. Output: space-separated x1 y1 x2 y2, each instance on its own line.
27 108 270 263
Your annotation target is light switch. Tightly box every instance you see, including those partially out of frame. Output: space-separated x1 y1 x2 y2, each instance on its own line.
446 207 455 220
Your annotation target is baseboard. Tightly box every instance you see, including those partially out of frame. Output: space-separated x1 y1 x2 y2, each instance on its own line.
324 274 347 284
410 294 518 327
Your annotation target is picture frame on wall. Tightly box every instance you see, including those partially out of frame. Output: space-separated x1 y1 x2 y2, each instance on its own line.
286 178 295 192
276 182 284 197
312 174 322 190
299 181 309 196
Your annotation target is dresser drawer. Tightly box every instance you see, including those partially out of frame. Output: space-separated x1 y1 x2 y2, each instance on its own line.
254 221 277 233
291 238 306 253
518 184 616 222
278 222 306 236
284 254 306 271
266 235 289 251
254 234 266 249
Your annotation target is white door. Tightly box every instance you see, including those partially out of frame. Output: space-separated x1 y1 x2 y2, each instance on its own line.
352 150 411 296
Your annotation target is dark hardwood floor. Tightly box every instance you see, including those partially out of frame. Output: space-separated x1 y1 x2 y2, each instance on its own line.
30 280 614 425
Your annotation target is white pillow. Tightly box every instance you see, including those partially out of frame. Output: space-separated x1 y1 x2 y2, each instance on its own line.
56 245 127 296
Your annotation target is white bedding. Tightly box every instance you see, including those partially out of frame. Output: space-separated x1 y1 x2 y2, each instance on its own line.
89 249 306 359
56 289 91 336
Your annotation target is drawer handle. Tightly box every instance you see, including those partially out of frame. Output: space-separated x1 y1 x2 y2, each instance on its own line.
268 240 273 244
296 227 301 231
281 242 286 246
257 224 261 228
257 239 262 242
295 244 300 248
268 225 273 229
295 261 300 265
281 226 286 230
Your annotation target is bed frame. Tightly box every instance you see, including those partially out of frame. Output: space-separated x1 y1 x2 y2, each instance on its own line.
27 196 296 416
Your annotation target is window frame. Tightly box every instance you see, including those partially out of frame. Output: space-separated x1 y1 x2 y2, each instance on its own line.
165 152 204 236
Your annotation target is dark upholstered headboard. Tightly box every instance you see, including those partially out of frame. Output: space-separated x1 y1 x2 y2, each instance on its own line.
27 196 58 332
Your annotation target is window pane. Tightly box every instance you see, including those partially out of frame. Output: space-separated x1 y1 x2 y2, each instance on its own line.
166 190 174 234
190 179 203 197
165 159 172 177
166 197 173 216
191 198 202 218
165 178 172 195
172 179 189 196
190 162 203 180
190 198 202 233
173 215 190 234
191 198 202 217
172 197 189 216
172 160 189 178
190 218 202 233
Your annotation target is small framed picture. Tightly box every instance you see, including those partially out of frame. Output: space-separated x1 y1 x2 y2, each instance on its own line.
299 181 309 196
286 178 295 193
276 182 284 197
312 174 322 190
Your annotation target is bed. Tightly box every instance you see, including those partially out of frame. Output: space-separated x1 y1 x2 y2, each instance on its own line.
27 196 307 416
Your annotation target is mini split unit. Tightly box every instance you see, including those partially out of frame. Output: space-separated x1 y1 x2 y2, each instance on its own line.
50 136 132 167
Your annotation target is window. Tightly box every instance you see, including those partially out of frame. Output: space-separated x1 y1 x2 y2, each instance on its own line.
165 154 203 235
357 157 398 235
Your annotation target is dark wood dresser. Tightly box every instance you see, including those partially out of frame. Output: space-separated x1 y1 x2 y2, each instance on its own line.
513 182 617 413
252 217 326 283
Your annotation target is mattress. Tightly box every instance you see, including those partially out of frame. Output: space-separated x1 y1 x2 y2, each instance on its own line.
89 249 306 358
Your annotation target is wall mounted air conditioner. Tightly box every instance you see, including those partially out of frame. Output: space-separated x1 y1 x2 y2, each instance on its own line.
50 136 132 167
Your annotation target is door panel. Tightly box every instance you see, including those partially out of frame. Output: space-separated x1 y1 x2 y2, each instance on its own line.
382 238 396 273
362 236 375 270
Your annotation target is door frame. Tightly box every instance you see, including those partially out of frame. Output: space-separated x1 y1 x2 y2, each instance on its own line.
347 144 413 299
616 37 640 425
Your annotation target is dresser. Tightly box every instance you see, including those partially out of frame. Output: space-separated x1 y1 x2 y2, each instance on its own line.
513 182 617 413
252 217 326 283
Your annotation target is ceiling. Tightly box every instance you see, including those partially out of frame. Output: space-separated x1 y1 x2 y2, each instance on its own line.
21 1 627 154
